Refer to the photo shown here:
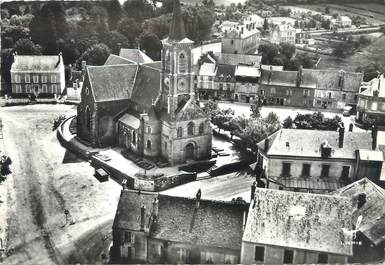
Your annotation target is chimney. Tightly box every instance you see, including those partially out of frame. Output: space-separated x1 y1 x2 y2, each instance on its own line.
338 122 345 148
264 138 270 152
296 65 303 87
372 124 378 150
251 181 256 201
81 60 86 73
56 52 62 68
349 123 353 132
152 198 159 219
195 189 202 209
140 205 146 231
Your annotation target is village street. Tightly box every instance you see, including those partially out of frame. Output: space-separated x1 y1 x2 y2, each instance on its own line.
0 104 121 264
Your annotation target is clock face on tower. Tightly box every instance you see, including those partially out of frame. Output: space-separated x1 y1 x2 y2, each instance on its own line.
177 78 188 93
163 77 170 90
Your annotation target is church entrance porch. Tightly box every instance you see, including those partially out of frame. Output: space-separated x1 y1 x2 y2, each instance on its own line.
185 143 195 161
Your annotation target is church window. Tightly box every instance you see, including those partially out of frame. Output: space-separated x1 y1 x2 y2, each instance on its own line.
132 131 137 145
164 141 168 150
178 52 187 73
177 127 183 137
147 126 152 134
147 140 152 150
199 123 204 134
85 105 91 129
187 122 194 136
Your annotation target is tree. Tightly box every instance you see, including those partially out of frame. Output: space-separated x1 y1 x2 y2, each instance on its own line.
325 6 330 14
13 38 42 55
117 17 143 43
283 116 293 128
123 0 154 21
202 101 219 117
356 63 384 82
211 108 234 133
139 32 162 60
142 14 171 39
1 25 30 48
263 18 269 32
258 43 279 65
333 41 354 58
292 112 341 130
279 43 296 60
76 43 111 69
90 6 109 32
100 31 130 54
321 19 331 30
56 38 80 65
183 5 215 42
1 49 14 95
105 0 123 30
250 100 262 119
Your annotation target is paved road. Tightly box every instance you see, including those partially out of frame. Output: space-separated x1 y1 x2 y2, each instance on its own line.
0 104 120 264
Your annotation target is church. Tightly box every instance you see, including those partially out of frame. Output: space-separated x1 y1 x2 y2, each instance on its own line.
77 0 212 166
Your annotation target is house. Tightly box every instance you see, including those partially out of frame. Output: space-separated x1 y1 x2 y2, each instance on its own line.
333 178 385 263
244 14 264 29
259 66 316 107
222 24 261 54
213 64 236 100
337 16 352 28
220 20 239 33
10 53 65 97
268 17 297 27
241 187 354 264
197 63 216 99
356 74 385 127
234 65 261 103
256 128 383 193
304 69 363 110
111 189 248 264
77 0 212 165
269 23 296 45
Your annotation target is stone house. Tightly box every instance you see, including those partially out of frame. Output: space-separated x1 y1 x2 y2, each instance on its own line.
77 0 212 165
222 24 261 54
256 128 383 193
333 178 385 263
304 69 363 110
270 24 296 45
111 189 248 264
213 64 236 100
10 53 65 97
241 187 354 264
356 74 385 127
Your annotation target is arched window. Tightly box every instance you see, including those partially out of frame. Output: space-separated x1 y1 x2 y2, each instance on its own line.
147 140 152 149
178 52 186 73
187 122 194 136
85 105 91 129
177 127 183 138
147 126 152 134
199 123 204 134
132 131 136 145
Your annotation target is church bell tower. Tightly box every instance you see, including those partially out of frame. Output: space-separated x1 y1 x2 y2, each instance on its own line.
160 0 195 118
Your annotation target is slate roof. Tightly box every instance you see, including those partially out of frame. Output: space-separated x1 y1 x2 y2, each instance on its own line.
119 49 154 64
11 55 63 72
214 53 262 66
119 113 140 129
215 64 236 81
264 129 374 160
104 54 136 65
333 178 385 246
243 188 353 256
131 64 161 108
113 189 158 231
235 65 260 77
359 74 385 98
260 69 317 88
151 194 247 250
86 64 138 102
303 69 363 92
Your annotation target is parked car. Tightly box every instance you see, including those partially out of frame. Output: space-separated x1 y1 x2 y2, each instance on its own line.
343 105 353 116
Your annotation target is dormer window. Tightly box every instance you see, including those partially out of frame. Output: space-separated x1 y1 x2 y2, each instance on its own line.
178 52 186 73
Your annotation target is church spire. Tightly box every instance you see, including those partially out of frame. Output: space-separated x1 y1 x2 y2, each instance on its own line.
168 0 186 42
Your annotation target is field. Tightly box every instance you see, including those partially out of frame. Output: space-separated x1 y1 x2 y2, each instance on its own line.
181 0 247 6
346 3 385 16
297 4 385 24
317 33 385 71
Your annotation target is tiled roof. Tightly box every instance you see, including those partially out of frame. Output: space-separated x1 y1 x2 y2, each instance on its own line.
151 194 247 250
119 113 140 129
113 189 158 231
243 188 353 256
260 69 317 88
119 49 154 64
104 54 136 65
215 64 236 81
303 69 363 92
87 64 138 102
11 55 63 72
215 53 262 66
332 178 385 246
359 74 385 98
131 64 161 109
264 129 374 160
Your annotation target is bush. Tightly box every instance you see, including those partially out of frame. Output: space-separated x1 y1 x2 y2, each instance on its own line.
52 115 66 131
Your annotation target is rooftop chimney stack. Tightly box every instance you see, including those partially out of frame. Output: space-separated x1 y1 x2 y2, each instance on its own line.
338 122 345 148
372 124 378 150
140 205 146 231
264 138 270 153
195 189 202 209
349 123 353 132
152 198 159 220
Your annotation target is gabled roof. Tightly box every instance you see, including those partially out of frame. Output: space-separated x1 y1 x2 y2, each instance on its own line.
11 55 63 72
104 54 136 65
214 53 262 66
175 99 207 121
119 113 140 129
260 69 317 88
131 64 161 108
243 188 353 256
151 194 247 250
199 63 216 76
86 64 138 102
263 129 374 160
303 69 363 92
333 178 385 245
119 49 154 64
113 189 158 231
215 64 236 80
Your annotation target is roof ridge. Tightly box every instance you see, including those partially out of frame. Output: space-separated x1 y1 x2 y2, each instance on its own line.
158 193 249 206
255 186 348 200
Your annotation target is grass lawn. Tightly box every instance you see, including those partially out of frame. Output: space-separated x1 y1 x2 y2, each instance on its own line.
317 33 385 71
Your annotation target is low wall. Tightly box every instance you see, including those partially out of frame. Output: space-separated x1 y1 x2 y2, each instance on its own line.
210 161 249 177
154 172 197 191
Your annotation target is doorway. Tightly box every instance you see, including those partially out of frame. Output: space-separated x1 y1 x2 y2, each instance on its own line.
185 143 195 160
